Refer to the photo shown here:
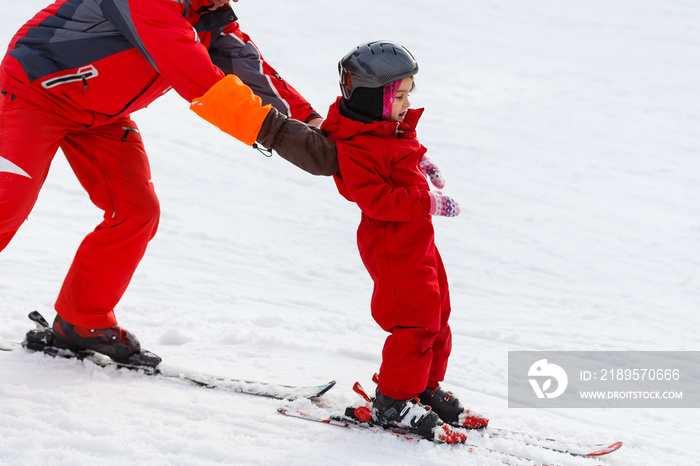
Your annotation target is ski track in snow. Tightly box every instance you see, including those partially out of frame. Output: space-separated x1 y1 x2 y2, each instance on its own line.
1 1 699 465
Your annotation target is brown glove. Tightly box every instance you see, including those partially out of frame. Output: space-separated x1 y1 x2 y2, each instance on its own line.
256 108 338 176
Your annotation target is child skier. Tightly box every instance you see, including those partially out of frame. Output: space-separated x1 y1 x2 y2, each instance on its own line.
321 41 489 442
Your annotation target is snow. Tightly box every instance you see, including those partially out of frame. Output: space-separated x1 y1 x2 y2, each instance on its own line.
1 0 699 465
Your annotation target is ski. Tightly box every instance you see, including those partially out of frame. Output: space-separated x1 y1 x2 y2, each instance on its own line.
14 339 335 400
6 311 335 401
486 427 622 457
0 342 18 351
355 376 622 459
158 367 336 400
278 406 589 466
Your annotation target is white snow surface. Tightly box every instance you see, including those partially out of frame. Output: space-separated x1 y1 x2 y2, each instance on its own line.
1 1 699 465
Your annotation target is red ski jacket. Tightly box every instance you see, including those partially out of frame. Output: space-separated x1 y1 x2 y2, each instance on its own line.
0 0 318 122
321 97 431 221
322 98 448 365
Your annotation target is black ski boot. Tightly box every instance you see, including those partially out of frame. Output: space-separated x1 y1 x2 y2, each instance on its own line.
52 314 161 366
419 385 489 429
372 388 467 443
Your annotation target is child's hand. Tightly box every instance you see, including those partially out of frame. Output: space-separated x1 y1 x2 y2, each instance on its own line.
429 192 460 217
419 155 445 189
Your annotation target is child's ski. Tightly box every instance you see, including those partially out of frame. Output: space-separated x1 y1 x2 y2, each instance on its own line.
278 406 602 466
355 376 622 458
486 427 622 457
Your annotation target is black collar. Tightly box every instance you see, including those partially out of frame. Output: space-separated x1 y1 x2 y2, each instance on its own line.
193 5 238 32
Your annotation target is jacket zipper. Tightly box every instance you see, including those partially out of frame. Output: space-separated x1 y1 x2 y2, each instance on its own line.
102 74 161 118
41 66 98 90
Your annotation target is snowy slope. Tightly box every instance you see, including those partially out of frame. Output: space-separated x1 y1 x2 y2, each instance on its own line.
1 0 699 465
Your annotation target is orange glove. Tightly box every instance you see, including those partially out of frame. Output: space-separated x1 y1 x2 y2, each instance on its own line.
190 75 272 146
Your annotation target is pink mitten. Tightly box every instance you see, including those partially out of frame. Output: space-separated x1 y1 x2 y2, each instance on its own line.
419 154 445 189
429 192 461 217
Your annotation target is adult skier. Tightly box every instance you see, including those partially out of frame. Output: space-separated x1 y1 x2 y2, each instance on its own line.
0 0 337 365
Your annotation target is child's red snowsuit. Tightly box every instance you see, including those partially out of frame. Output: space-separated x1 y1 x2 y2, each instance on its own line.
321 97 452 400
0 0 319 329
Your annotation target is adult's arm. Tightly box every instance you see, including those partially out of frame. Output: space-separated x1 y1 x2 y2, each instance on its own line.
209 22 321 123
126 0 336 174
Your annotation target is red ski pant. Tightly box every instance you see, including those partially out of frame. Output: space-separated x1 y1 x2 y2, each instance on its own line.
357 215 452 400
0 91 159 329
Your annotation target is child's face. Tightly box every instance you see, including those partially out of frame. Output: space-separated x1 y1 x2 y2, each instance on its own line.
390 77 413 122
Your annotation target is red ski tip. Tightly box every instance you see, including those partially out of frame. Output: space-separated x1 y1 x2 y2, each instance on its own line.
587 441 623 456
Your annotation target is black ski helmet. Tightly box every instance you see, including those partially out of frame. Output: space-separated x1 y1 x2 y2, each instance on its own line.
339 40 419 100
